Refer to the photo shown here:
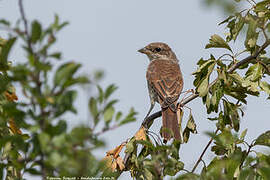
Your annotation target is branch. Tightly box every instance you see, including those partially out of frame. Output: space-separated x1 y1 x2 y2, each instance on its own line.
239 142 253 169
18 0 33 54
94 124 119 136
18 0 28 36
191 129 219 173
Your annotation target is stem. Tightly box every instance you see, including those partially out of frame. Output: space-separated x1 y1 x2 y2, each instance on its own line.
18 0 33 54
18 0 46 178
94 124 119 136
239 143 253 169
191 129 219 173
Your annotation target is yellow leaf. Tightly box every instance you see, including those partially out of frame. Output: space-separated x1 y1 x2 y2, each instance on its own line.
5 91 18 101
46 97 54 103
135 126 146 141
106 144 125 159
112 161 117 171
102 155 113 170
116 156 125 171
8 118 22 135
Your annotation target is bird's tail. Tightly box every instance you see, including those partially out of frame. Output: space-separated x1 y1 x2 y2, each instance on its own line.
161 107 180 142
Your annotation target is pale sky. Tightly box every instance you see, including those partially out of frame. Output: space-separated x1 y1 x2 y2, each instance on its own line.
1 1 270 179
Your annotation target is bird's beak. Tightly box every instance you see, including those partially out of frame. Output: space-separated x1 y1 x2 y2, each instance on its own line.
138 47 148 54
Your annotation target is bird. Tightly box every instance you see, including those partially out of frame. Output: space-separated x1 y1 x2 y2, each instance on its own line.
138 42 183 142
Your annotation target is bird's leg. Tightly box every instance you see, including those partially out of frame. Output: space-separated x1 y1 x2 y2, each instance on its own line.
142 103 155 125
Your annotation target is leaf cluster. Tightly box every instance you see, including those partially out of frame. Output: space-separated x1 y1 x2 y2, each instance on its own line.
0 13 136 179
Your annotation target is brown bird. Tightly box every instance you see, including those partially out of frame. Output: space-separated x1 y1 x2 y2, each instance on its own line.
138 42 183 142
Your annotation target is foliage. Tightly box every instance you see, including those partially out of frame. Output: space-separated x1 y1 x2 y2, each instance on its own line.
0 4 136 179
1 0 270 180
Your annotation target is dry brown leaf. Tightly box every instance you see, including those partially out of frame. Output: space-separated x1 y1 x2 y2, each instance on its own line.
5 91 18 101
8 118 22 135
102 155 113 170
135 126 146 141
106 144 125 159
111 161 117 171
103 142 127 171
116 156 125 171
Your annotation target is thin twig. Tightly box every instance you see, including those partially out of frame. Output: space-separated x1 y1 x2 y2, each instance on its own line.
18 0 33 54
94 124 119 136
239 143 253 168
258 60 270 74
18 0 28 36
262 29 269 41
191 129 219 173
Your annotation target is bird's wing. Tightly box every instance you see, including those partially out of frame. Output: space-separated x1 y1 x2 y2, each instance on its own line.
146 59 183 111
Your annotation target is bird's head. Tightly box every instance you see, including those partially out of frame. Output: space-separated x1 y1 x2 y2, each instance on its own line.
138 42 177 61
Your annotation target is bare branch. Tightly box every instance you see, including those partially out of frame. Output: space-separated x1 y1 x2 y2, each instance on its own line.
94 124 119 136
18 0 28 36
18 0 33 54
191 129 219 173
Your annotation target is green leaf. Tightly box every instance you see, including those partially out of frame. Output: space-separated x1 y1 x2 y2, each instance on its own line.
104 99 118 111
119 108 137 125
104 84 118 100
49 151 62 167
258 167 270 179
256 1 270 12
49 52 62 59
89 97 98 122
245 63 263 82
183 112 197 143
176 172 200 179
54 90 78 116
186 112 197 134
211 80 224 112
38 132 50 152
245 15 259 50
24 168 41 175
218 16 234 25
97 85 104 103
255 131 270 147
104 106 115 123
240 129 248 140
0 19 10 26
205 34 232 52
115 111 122 121
260 81 270 94
196 63 215 97
0 37 16 70
54 62 81 87
125 138 135 153
183 128 190 143
229 73 244 85
144 168 153 180
193 60 215 75
31 20 42 43
197 78 209 97
231 14 245 41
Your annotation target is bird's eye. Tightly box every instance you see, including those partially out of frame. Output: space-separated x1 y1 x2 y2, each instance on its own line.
154 47 161 52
